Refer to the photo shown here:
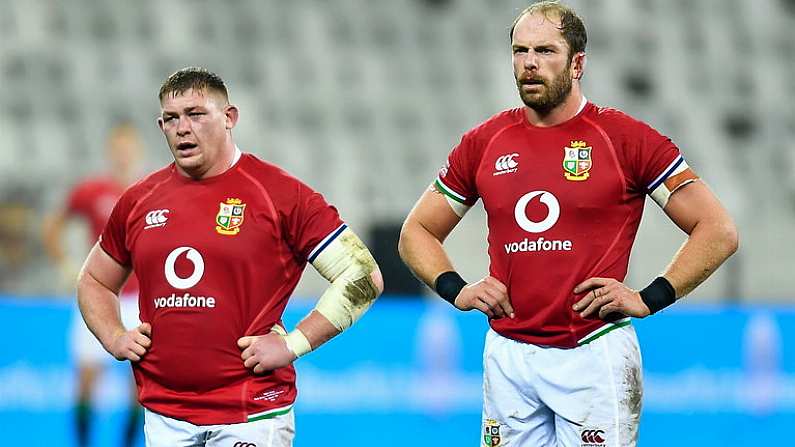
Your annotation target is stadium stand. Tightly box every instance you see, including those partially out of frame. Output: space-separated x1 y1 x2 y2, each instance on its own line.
0 0 792 299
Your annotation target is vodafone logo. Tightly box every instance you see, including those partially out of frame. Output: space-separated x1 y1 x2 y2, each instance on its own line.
514 190 560 233
505 190 571 254
164 247 204 289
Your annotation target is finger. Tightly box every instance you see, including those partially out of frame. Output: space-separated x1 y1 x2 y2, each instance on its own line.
237 336 254 349
581 295 612 318
138 322 152 336
253 364 265 374
572 288 600 311
474 299 495 318
241 347 253 361
484 289 513 319
244 356 258 369
599 303 621 320
491 291 515 319
135 332 152 348
130 343 146 356
127 351 141 362
478 293 505 318
573 277 609 294
485 276 508 294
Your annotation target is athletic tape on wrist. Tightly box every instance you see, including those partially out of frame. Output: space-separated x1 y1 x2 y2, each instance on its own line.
639 276 676 314
434 271 467 305
283 329 312 358
270 325 312 358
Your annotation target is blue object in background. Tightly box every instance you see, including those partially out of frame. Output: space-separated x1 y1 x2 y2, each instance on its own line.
0 296 792 446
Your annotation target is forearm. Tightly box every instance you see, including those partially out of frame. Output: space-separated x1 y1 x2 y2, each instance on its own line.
77 271 125 350
662 219 738 298
294 310 341 349
282 229 382 357
398 219 456 287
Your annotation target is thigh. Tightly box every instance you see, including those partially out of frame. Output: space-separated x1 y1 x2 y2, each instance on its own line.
206 410 295 447
482 330 555 447
144 409 204 447
550 326 643 447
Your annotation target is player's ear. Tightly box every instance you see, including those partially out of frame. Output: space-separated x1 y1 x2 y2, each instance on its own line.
224 104 239 130
571 51 586 80
156 116 165 132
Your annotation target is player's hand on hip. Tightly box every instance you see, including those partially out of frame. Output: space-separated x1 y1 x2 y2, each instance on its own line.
573 277 651 319
238 332 296 374
107 322 152 362
454 276 514 319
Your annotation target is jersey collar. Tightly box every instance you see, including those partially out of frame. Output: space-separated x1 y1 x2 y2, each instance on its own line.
230 145 242 167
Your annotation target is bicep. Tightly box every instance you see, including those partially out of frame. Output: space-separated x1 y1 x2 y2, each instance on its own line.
404 187 463 242
80 242 132 294
662 181 731 235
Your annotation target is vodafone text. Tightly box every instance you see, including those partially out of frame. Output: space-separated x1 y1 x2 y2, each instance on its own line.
154 292 216 309
504 237 573 254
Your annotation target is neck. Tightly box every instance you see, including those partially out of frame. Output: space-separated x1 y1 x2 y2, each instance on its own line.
524 85 585 127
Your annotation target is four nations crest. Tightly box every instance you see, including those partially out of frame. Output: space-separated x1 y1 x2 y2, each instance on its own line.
215 198 246 235
563 140 592 181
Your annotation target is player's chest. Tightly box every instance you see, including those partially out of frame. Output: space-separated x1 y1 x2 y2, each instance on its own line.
126 186 281 261
475 132 626 214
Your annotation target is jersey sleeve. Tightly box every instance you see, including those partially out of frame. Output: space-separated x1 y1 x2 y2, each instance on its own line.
631 122 698 208
283 180 345 263
433 131 481 216
98 192 133 267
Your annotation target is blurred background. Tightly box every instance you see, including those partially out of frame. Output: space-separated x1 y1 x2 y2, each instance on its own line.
0 0 792 445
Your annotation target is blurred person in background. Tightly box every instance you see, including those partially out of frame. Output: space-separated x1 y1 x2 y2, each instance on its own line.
398 1 738 446
42 123 144 447
76 67 383 446
0 184 41 294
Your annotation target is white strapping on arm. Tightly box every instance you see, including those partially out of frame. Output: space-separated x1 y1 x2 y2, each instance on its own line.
278 227 379 357
648 155 699 208
310 227 379 330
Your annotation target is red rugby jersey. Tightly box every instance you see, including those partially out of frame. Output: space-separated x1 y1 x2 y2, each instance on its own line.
67 177 139 295
435 102 696 348
100 153 343 424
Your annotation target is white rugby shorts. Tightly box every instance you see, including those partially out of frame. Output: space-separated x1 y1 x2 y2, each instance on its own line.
482 325 643 447
144 407 295 447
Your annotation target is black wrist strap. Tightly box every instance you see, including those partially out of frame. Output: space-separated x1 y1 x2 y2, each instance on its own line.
434 271 467 305
639 276 676 314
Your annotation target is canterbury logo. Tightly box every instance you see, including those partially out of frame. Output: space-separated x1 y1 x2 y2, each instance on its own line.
514 191 560 233
494 153 519 176
164 247 204 289
232 443 256 447
581 429 606 444
144 209 169 229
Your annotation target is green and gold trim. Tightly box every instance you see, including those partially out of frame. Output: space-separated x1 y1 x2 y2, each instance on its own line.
434 178 467 204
